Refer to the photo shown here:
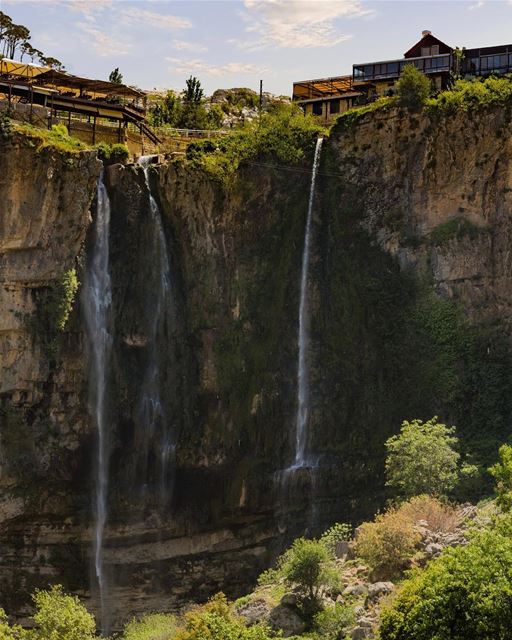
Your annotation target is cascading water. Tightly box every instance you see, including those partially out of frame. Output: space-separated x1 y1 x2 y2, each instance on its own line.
292 137 323 469
82 171 113 634
137 156 174 505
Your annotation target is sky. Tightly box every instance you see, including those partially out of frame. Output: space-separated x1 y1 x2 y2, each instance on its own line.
2 0 512 95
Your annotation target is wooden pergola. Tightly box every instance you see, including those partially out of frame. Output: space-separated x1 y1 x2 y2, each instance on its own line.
292 75 354 100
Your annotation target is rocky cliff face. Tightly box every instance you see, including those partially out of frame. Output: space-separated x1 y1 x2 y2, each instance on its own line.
1 106 512 627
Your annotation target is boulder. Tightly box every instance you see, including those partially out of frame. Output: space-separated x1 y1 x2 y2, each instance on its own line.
236 598 272 626
343 583 368 597
425 543 444 557
269 604 306 637
367 581 395 600
350 626 372 639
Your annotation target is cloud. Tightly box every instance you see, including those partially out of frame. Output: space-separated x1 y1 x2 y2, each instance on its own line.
468 1 485 9
240 0 372 49
173 40 207 53
120 7 191 30
77 22 131 57
167 57 268 78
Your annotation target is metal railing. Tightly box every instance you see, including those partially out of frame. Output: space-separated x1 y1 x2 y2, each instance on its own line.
153 127 230 138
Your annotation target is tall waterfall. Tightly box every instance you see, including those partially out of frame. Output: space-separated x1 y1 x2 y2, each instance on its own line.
82 172 113 633
137 156 174 504
293 137 323 468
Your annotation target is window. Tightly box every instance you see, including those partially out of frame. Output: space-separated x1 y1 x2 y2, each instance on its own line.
421 46 431 57
329 99 340 114
312 102 323 116
388 62 399 74
431 45 439 55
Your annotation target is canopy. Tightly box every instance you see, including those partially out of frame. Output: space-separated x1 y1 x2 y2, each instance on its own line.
33 69 145 98
0 58 49 80
293 75 354 100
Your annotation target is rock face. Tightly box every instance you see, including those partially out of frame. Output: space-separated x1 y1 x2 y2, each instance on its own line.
2 105 512 627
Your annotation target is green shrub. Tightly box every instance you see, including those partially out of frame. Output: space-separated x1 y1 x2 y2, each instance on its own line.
354 507 421 579
173 594 272 640
428 76 512 114
186 103 327 181
30 584 96 640
95 141 129 164
395 65 431 110
122 612 177 640
0 608 21 639
277 538 339 603
313 603 355 640
13 121 87 153
319 522 352 554
489 443 512 511
379 514 512 640
385 417 461 498
429 217 483 245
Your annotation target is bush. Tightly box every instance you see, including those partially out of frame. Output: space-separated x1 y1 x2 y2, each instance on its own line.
319 522 352 555
313 603 355 640
122 613 177 640
397 495 460 534
354 507 421 578
385 417 461 498
30 585 96 640
489 443 512 511
395 64 431 110
278 538 339 603
173 593 271 640
0 608 20 639
428 75 512 114
186 103 327 182
379 514 512 640
95 142 129 165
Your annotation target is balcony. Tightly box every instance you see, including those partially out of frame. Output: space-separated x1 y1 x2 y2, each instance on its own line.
353 54 452 82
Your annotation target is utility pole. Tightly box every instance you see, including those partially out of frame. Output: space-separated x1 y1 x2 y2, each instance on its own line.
259 79 263 124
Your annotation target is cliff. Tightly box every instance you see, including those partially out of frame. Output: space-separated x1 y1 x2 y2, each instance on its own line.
1 104 512 627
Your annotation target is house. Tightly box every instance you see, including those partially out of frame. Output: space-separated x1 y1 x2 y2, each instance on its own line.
293 31 512 122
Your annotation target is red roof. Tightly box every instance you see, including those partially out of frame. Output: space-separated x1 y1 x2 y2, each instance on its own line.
404 33 452 58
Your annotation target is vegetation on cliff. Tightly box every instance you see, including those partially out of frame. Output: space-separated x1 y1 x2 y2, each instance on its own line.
185 103 327 181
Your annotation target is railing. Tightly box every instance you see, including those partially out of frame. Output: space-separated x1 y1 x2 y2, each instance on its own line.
153 127 230 138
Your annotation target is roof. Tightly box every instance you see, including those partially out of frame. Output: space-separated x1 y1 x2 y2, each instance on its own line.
404 32 452 58
0 58 49 79
33 69 145 98
293 75 354 99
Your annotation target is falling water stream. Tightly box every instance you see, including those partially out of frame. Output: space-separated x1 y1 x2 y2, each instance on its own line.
137 156 174 504
292 137 323 469
82 172 113 634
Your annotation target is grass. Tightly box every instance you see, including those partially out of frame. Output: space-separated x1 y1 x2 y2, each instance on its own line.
12 121 90 153
428 217 484 245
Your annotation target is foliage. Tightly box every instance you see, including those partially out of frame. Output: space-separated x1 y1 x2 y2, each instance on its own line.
395 64 431 110
277 538 339 602
186 103 327 181
109 67 123 84
379 514 512 640
428 217 483 245
0 112 12 138
319 523 352 555
354 506 421 578
13 121 87 153
385 417 461 498
122 613 177 640
95 141 130 164
489 444 512 511
256 568 280 587
148 90 182 128
173 593 272 640
29 268 79 359
332 97 393 131
0 608 22 639
29 585 95 640
396 495 460 534
0 9 61 67
313 603 355 640
427 75 512 114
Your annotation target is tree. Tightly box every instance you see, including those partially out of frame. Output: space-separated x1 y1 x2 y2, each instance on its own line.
31 585 96 640
385 417 460 498
3 23 30 59
277 538 339 604
489 444 512 511
395 64 431 110
41 56 64 71
184 75 203 105
109 67 123 84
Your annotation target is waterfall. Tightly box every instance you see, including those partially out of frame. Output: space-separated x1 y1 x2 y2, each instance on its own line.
82 171 113 633
137 156 174 505
293 137 323 469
